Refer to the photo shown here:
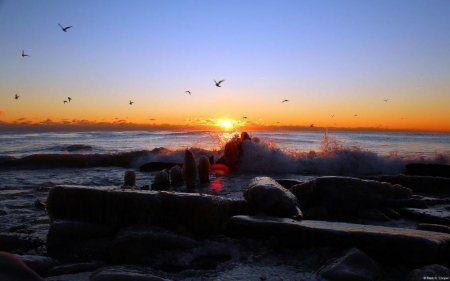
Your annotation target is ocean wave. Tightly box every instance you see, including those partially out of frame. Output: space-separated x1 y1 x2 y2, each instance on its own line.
63 144 93 152
1 131 449 176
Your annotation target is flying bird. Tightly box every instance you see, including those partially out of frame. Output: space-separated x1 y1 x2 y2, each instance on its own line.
383 99 388 102
331 115 334 117
15 94 19 99
129 101 134 105
243 117 247 119
185 91 191 95
22 50 29 57
310 124 314 127
58 23 72 32
214 80 225 87
64 100 67 104
68 97 71 102
354 114 358 117
282 100 289 103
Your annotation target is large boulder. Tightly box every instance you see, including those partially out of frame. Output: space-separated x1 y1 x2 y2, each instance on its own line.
319 248 380 281
244 177 302 220
370 174 450 194
0 251 44 281
289 176 412 217
226 215 450 266
47 185 250 236
406 163 450 178
406 264 450 281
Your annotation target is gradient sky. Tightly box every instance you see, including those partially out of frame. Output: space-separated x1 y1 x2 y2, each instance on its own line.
1 0 449 132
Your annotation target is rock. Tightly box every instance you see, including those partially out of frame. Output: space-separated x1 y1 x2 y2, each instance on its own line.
90 266 172 281
406 163 450 178
0 251 44 281
169 165 183 186
381 208 401 220
198 155 210 184
275 179 305 189
123 170 136 187
319 248 380 281
111 225 200 264
47 220 116 246
289 176 412 218
224 141 239 170
139 162 181 172
243 177 302 220
356 209 391 222
371 174 450 194
182 149 197 190
384 198 428 209
46 220 116 260
398 208 450 225
34 199 46 208
47 185 250 236
16 255 59 275
417 223 450 234
406 264 450 281
44 261 105 277
226 215 450 266
0 233 44 253
151 170 170 190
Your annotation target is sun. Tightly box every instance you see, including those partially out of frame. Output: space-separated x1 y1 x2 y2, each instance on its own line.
218 119 233 130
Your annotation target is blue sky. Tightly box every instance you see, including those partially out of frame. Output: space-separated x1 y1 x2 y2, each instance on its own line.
1 1 449 131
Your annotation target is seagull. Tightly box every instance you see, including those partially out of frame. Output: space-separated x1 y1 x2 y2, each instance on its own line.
58 23 72 32
22 50 29 57
214 80 225 87
68 97 71 102
129 101 134 105
64 100 67 103
282 100 289 103
15 94 19 99
383 99 388 102
185 91 191 95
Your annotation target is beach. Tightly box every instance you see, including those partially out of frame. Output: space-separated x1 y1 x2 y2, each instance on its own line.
1 130 450 280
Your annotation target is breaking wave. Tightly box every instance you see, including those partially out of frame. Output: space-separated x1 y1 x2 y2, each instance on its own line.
1 131 449 177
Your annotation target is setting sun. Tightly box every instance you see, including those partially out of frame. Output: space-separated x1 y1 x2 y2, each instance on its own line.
218 119 233 130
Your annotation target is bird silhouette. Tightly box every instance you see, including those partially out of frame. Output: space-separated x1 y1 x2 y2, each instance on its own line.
310 124 314 127
243 117 247 119
22 50 29 57
331 115 334 117
68 97 71 102
129 101 134 105
214 80 225 87
282 100 289 103
64 100 67 104
185 91 191 95
383 99 388 102
354 114 358 117
15 94 19 99
58 24 72 32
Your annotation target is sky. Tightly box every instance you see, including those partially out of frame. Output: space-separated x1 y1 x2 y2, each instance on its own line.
1 0 449 132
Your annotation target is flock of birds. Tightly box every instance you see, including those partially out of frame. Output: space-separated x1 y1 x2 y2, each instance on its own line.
19 24 74 105
16 23 392 128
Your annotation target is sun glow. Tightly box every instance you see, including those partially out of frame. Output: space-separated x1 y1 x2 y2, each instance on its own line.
217 119 233 130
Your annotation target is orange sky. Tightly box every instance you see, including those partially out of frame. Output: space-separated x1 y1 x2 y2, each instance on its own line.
1 1 450 132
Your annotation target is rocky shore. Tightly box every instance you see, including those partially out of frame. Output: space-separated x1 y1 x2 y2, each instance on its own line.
1 173 450 280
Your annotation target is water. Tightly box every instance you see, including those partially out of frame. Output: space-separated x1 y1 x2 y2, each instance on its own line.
1 129 449 198
1 130 448 280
